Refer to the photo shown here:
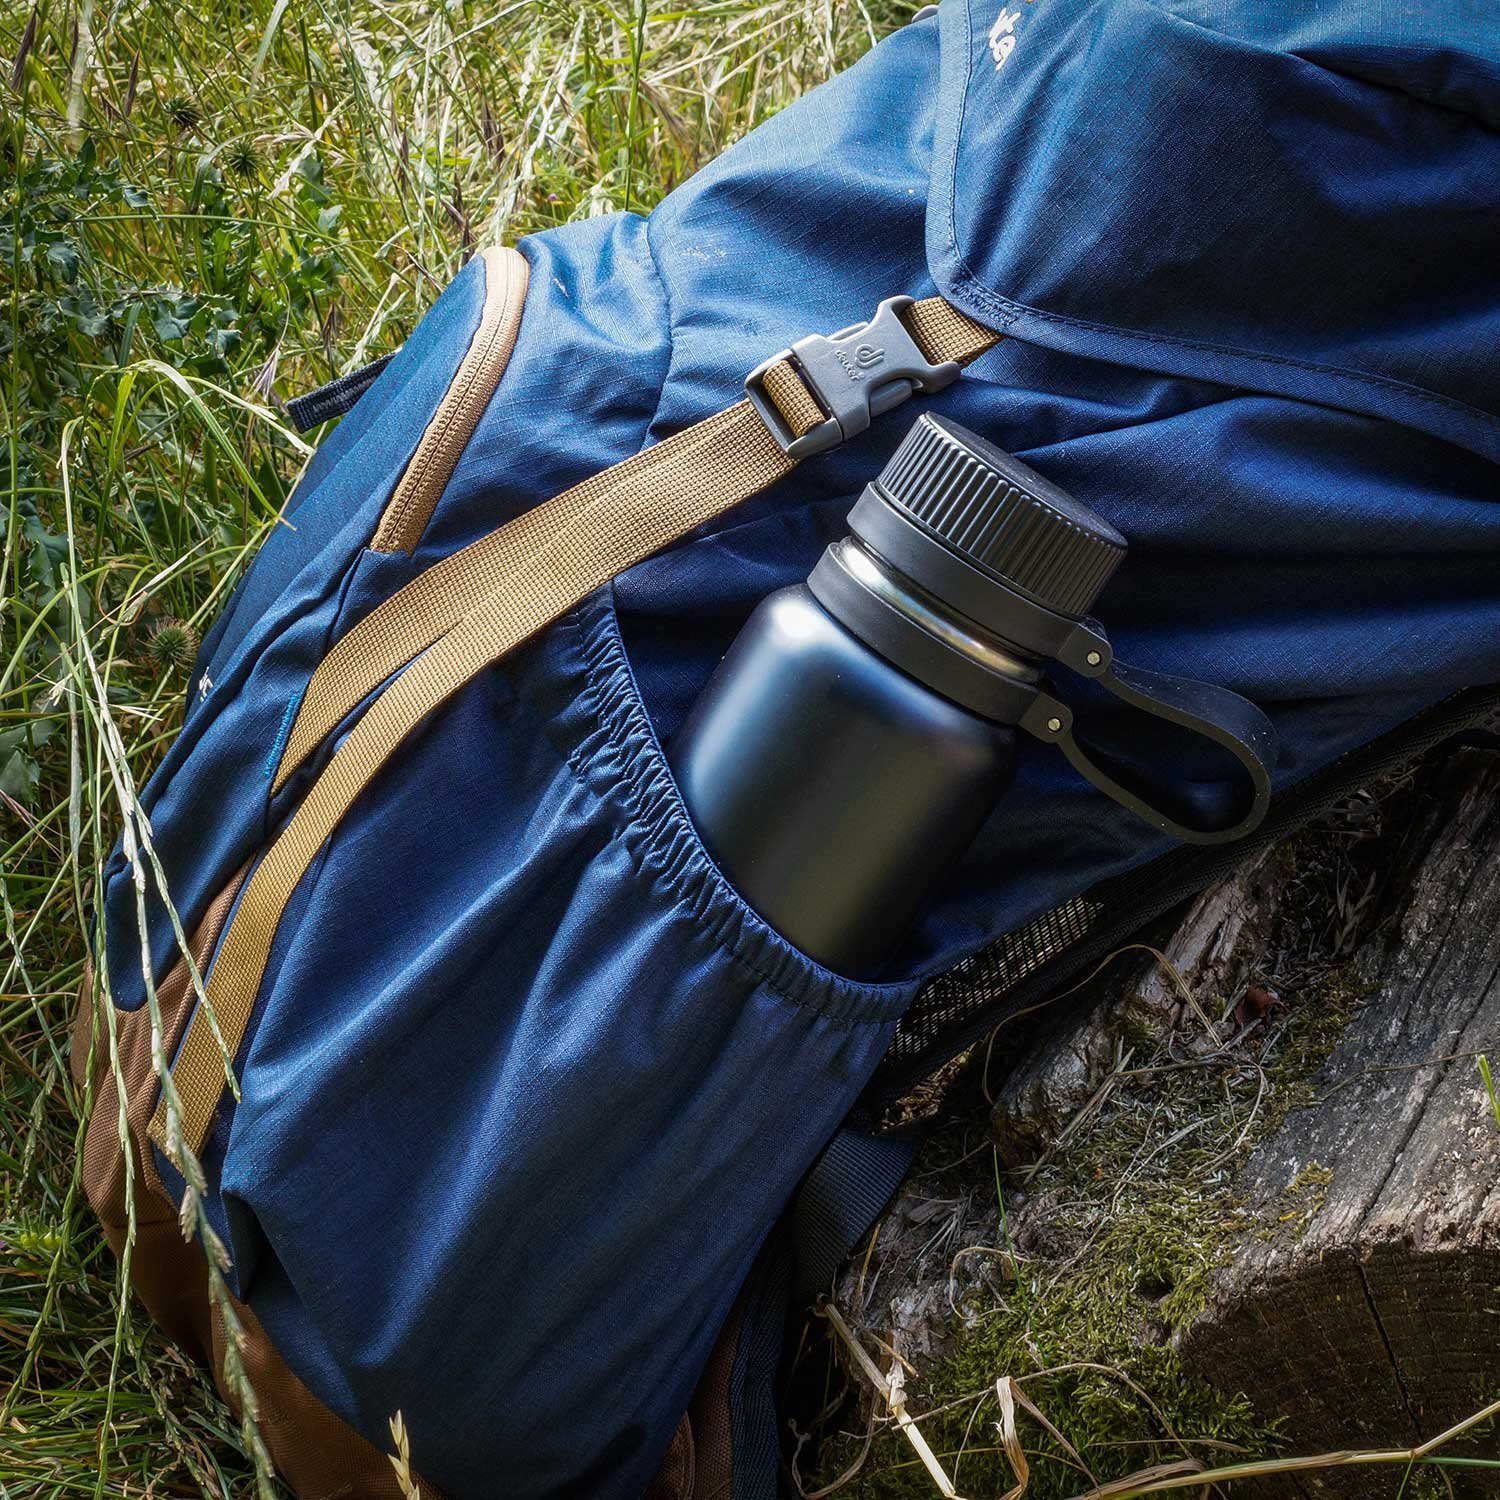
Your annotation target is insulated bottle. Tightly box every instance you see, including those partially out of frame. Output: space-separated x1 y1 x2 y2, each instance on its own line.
669 413 1128 977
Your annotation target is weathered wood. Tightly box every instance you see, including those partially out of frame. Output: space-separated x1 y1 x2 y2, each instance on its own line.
1180 749 1500 1497
990 842 1289 1171
832 748 1500 1497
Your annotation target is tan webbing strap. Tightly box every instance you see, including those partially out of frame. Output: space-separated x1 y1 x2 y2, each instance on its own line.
756 359 826 441
269 351 822 793
152 401 799 1156
901 297 997 367
155 294 998 1158
271 296 995 793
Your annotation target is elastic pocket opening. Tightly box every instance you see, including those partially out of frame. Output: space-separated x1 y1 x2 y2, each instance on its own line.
566 590 918 1022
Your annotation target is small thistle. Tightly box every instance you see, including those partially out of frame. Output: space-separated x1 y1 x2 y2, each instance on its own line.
164 93 201 131
224 140 264 179
146 617 199 673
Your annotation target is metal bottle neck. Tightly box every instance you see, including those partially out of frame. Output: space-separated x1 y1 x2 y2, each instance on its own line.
829 537 1044 685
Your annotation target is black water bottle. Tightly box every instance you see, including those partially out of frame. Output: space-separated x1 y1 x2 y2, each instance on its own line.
669 414 1128 977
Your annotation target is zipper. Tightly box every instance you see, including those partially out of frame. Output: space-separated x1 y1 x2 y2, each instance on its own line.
370 245 530 554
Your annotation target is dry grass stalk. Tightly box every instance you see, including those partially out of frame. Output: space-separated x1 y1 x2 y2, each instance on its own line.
822 1302 962 1498
1062 1394 1500 1499
388 1410 421 1500
993 1377 1029 1498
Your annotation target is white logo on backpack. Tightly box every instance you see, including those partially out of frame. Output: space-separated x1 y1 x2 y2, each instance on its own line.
989 6 1022 70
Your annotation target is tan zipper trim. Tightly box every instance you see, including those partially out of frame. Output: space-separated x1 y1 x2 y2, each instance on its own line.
154 296 1000 1158
369 244 530 554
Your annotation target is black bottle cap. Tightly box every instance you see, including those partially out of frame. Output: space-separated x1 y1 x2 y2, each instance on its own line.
871 414 1126 620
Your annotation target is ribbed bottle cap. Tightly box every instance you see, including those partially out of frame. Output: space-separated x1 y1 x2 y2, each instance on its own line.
873 414 1126 619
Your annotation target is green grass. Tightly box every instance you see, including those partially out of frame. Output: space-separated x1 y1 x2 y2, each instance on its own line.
1 0 912 1491
12 6 1490 1498
1480 1054 1500 1134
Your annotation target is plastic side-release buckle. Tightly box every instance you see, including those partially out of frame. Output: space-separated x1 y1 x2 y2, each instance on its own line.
745 295 962 460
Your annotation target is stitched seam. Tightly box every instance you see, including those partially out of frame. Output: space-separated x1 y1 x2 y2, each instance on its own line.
372 249 526 552
954 263 1500 424
939 0 1499 431
640 209 682 442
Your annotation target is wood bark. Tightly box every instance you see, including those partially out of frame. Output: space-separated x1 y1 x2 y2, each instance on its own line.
988 840 1290 1173
838 747 1500 1497
1178 749 1500 1497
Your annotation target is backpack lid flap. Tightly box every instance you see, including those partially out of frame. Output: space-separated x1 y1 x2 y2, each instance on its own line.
928 0 1500 460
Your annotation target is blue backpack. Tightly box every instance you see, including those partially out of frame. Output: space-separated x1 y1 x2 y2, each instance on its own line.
76 2 1500 1496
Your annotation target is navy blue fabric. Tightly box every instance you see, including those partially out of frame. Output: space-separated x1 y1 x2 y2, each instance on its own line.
931 0 1500 460
99 2 1500 1495
224 595 916 1498
103 252 493 1003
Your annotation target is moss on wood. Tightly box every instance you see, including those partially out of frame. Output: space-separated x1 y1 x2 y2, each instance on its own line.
813 953 1372 1497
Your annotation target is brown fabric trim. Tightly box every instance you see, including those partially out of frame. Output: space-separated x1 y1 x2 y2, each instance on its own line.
75 876 441 1499
642 1289 747 1500
643 1416 696 1500
685 1294 744 1500
79 866 249 1280
370 245 530 555
70 957 97 1093
208 1293 447 1500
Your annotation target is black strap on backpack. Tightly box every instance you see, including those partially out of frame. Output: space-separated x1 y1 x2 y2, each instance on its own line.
727 1125 917 1498
285 353 396 433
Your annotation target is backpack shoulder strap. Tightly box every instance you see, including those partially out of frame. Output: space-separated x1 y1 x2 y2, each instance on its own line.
152 288 1000 1160
271 297 993 792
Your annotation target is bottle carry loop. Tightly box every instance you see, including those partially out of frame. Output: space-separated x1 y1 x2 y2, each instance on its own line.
1020 651 1276 845
151 278 1269 1161
839 472 1277 845
812 534 1275 846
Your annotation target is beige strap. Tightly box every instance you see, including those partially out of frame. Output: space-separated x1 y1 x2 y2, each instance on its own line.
756 358 826 442
272 297 994 793
370 246 531 554
901 297 997 367
154 292 997 1158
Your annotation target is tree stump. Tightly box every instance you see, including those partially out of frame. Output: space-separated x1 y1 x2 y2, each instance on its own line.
830 748 1500 1497
989 840 1291 1174
1178 749 1500 1497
